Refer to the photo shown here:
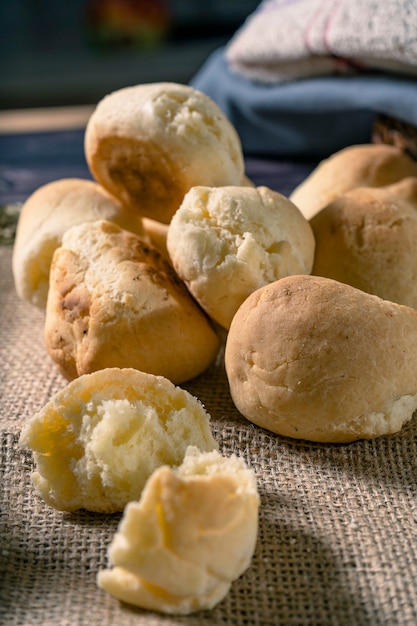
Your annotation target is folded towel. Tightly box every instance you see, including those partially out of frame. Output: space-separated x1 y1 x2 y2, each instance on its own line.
226 0 417 84
191 48 417 157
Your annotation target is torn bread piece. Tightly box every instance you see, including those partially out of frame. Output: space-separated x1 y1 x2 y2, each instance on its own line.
19 368 218 513
97 447 259 615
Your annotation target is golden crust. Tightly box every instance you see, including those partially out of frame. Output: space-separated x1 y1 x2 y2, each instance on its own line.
141 217 170 260
225 274 417 443
45 220 220 383
311 178 417 307
12 177 145 309
87 135 186 224
290 144 417 220
84 82 245 224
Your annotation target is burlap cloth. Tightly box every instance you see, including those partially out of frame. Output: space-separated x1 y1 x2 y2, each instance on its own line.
1 244 416 626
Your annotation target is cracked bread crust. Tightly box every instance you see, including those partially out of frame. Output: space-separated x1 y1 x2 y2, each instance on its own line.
225 274 417 443
311 178 417 307
45 220 220 383
289 144 417 220
84 82 245 224
12 178 145 309
167 185 315 329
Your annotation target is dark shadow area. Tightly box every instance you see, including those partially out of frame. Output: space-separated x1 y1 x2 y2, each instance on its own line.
0 0 260 110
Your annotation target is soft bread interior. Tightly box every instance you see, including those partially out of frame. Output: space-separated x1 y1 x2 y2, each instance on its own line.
19 368 218 513
97 447 259 615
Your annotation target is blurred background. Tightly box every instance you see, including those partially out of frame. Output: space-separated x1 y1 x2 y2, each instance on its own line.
0 0 260 110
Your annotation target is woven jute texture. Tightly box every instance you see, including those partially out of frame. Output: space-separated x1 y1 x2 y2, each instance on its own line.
1 245 417 626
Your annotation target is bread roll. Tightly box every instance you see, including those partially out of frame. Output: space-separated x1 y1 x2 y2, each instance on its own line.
84 82 245 224
141 217 169 260
12 178 145 309
45 220 220 383
167 185 315 329
225 274 417 443
97 446 259 614
290 144 417 220
311 178 417 307
19 369 218 513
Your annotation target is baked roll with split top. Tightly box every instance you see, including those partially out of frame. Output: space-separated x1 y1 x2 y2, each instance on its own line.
84 82 245 224
45 220 220 383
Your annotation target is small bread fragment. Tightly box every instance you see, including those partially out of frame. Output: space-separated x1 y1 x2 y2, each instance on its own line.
84 82 245 224
289 144 417 220
225 274 417 443
97 447 259 615
45 219 220 383
311 178 417 308
19 369 218 513
167 185 315 329
12 178 145 309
